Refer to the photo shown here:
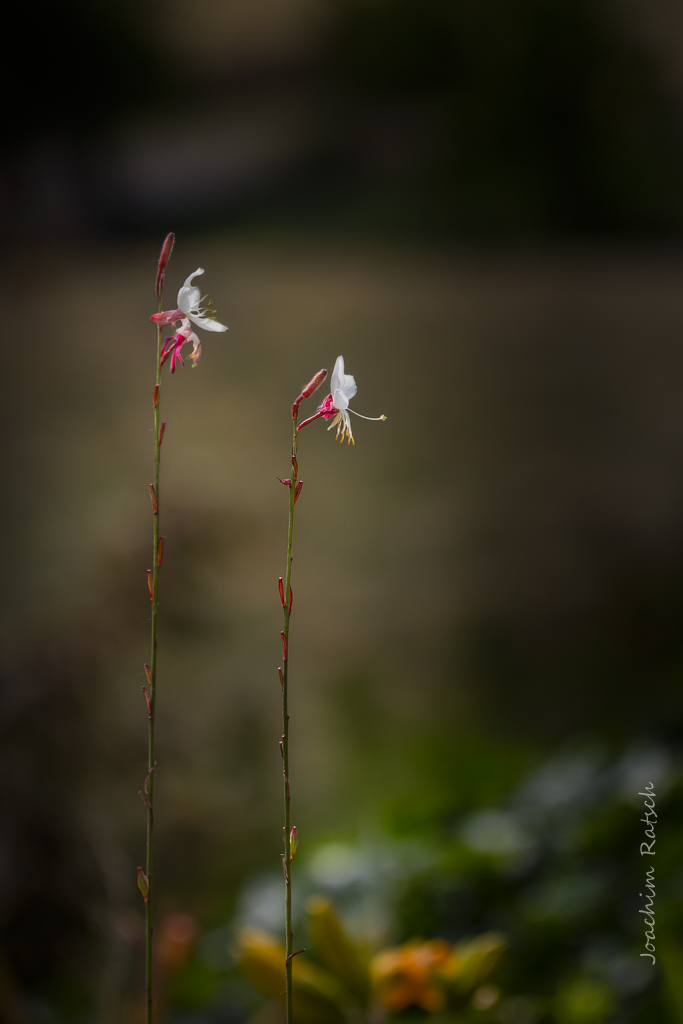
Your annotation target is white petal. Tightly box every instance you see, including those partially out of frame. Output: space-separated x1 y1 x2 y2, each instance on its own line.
177 268 205 313
186 312 228 332
330 355 344 395
177 317 200 346
332 387 349 411
339 374 357 403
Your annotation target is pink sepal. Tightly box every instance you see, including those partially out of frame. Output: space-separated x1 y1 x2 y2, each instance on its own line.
150 308 183 326
317 394 338 420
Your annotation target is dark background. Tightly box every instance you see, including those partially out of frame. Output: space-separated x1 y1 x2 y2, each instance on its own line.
2 1 683 1020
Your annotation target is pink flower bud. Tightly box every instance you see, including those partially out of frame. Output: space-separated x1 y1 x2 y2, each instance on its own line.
158 421 166 446
155 233 175 300
291 456 298 481
150 485 158 513
157 536 164 567
153 385 159 407
142 685 152 719
281 631 287 661
278 478 291 486
147 570 154 600
294 481 303 505
144 664 152 686
300 369 327 400
278 577 285 606
290 826 299 857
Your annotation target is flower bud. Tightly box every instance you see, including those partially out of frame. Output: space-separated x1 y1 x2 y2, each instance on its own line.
137 867 150 903
294 481 303 505
281 631 287 661
157 536 164 567
278 668 284 689
278 478 291 486
149 485 158 514
142 686 152 719
301 369 327 400
147 570 154 600
290 826 299 857
144 664 152 686
278 577 285 606
288 586 293 614
158 421 166 446
153 384 159 407
155 232 175 300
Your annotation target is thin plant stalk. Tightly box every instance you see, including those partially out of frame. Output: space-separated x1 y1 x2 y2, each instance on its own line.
278 369 327 1024
139 232 174 1024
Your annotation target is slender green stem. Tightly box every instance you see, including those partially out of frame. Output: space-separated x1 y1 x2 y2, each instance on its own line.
281 410 298 1024
146 288 163 1024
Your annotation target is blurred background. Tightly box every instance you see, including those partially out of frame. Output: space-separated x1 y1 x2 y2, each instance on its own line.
3 0 683 1021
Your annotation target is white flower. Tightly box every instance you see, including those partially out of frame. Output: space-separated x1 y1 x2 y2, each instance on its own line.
317 356 386 444
150 267 227 345
176 268 227 333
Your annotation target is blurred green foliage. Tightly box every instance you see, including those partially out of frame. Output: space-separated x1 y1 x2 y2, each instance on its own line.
167 740 680 1024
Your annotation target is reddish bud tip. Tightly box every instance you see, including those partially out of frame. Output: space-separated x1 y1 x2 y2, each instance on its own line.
292 369 328 415
147 570 154 600
149 485 158 514
288 585 293 614
157 536 164 567
291 456 298 481
278 578 285 606
155 233 175 299
278 478 291 486
142 686 152 718
159 421 166 446
153 384 159 407
302 369 327 399
294 481 303 505
281 631 287 661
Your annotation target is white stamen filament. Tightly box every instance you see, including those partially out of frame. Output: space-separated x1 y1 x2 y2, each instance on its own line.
348 409 387 421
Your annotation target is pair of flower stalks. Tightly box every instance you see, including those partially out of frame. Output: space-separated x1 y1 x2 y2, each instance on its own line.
138 234 385 1024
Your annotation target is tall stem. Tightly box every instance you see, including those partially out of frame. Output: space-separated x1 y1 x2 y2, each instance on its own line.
281 410 298 1024
146 288 163 1024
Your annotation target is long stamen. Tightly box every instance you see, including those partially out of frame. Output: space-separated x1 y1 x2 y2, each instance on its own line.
348 409 387 421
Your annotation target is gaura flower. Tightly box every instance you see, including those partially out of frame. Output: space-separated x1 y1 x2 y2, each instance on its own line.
150 268 227 370
312 356 386 444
